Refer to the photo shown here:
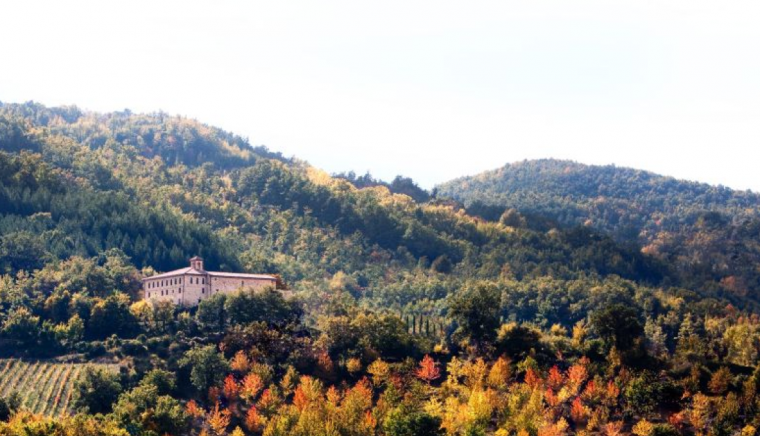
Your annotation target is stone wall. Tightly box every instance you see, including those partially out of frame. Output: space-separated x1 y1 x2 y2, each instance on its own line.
143 273 275 307
209 276 275 296
144 276 186 306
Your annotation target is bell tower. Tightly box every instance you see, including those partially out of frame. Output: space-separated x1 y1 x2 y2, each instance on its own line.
190 256 204 271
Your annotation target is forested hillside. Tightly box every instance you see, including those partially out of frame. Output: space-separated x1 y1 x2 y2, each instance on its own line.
1 103 760 435
437 159 760 304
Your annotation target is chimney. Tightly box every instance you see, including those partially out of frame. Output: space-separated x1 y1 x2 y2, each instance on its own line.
190 256 204 271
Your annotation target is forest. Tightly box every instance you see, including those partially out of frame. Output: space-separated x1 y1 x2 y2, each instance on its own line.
437 159 760 306
0 101 759 435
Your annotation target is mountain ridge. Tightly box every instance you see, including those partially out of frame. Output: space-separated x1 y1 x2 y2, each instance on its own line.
436 158 760 303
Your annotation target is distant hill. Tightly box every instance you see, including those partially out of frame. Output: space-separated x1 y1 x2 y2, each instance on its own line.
437 159 760 301
0 102 686 318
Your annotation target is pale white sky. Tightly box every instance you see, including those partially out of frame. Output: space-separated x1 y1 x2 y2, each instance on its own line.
1 1 759 191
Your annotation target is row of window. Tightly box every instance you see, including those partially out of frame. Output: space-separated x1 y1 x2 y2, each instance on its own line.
148 284 253 299
148 288 183 298
148 287 217 298
147 276 210 289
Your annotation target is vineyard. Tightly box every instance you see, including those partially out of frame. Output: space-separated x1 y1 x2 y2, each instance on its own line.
0 359 116 416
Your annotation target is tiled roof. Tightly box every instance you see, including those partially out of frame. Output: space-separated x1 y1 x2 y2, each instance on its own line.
208 271 276 280
142 267 203 280
142 268 275 281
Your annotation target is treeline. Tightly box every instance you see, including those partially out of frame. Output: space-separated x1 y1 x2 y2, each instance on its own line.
437 159 760 304
333 171 431 203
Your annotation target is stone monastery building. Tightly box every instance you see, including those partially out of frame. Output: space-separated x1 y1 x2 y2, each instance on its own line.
143 256 277 307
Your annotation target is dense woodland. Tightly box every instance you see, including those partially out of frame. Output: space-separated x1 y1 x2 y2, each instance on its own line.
0 102 759 435
437 159 760 306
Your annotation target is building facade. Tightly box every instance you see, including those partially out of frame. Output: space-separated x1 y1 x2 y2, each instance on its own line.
142 256 277 307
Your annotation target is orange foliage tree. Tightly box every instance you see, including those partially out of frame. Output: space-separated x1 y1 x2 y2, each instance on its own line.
416 354 441 384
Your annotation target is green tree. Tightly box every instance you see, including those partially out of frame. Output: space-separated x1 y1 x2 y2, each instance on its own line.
591 303 644 355
383 407 444 436
113 384 189 435
430 255 453 274
179 344 230 394
1 306 39 348
0 231 49 274
225 288 302 328
139 368 177 396
197 292 227 331
0 392 21 421
495 323 542 361
73 367 123 414
54 314 85 348
449 282 501 352
88 293 139 339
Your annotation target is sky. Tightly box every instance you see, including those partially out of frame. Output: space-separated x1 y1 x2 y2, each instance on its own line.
1 1 759 191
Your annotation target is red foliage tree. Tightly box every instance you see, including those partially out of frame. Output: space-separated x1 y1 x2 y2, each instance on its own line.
415 355 441 384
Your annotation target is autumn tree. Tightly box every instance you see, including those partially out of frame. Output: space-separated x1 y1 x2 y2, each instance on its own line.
416 355 441 384
206 402 231 436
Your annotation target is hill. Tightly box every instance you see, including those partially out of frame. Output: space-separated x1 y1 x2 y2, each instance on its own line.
436 159 760 303
2 102 760 435
0 103 677 316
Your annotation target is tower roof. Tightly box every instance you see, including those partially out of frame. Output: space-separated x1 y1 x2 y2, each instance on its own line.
190 256 203 261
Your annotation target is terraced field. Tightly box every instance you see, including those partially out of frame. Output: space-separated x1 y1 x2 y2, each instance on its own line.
0 359 116 416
